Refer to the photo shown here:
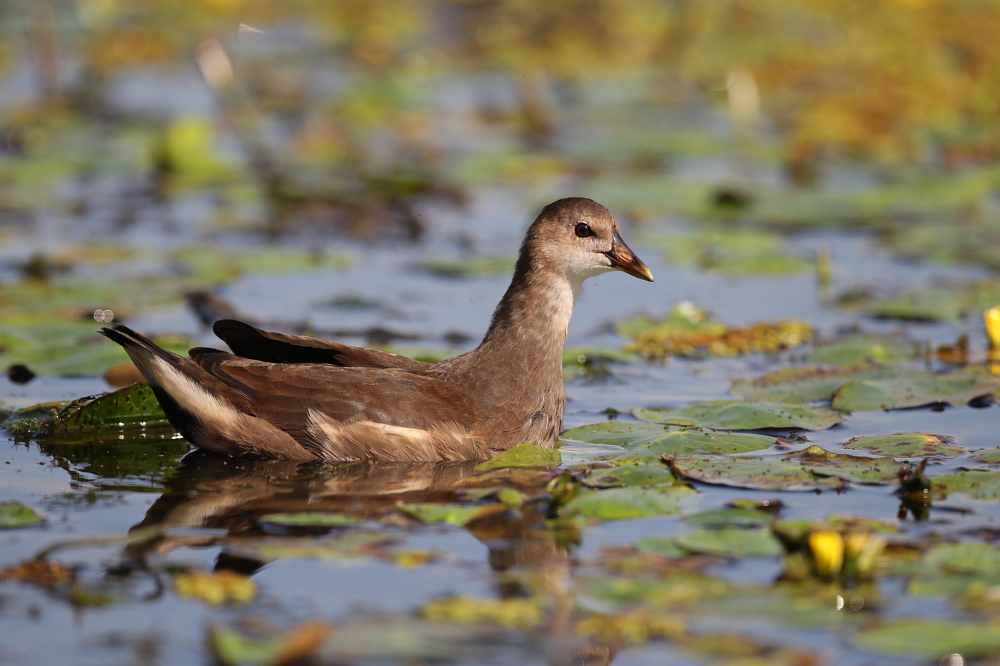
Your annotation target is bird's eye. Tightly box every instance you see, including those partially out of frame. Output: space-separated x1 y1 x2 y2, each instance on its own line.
575 223 594 238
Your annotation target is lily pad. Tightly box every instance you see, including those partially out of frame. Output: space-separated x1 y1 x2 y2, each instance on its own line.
807 335 916 366
732 364 1000 410
784 445 902 485
659 228 812 277
561 423 776 458
934 470 1000 500
674 528 783 558
831 367 1000 411
685 508 775 528
974 448 1000 464
843 432 965 457
475 444 560 471
259 513 363 528
669 453 847 492
47 382 170 442
0 502 43 529
396 503 505 526
854 618 1000 658
583 461 676 488
634 400 841 431
562 486 697 520
731 364 900 402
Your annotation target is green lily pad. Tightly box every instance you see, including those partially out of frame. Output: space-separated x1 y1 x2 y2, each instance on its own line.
974 448 1000 464
854 618 1000 658
47 382 170 441
669 453 847 492
659 228 812 277
174 246 351 285
562 486 697 520
674 528 783 558
0 502 43 529
561 423 775 458
732 364 1000 410
807 335 916 366
831 367 1000 411
634 537 689 558
396 503 504 526
923 542 1000 577
259 513 363 528
934 470 1000 500
784 445 902 484
843 432 965 457
475 444 560 471
685 508 775 528
861 288 965 322
583 461 676 488
731 364 900 402
420 255 515 278
634 401 841 430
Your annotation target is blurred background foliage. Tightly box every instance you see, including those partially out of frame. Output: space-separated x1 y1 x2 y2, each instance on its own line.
1 0 1000 238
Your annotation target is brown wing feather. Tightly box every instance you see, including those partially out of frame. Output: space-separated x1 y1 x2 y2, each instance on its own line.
213 319 431 371
189 354 469 432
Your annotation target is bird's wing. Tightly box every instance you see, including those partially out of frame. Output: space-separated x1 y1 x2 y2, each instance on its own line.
212 319 431 371
187 348 485 461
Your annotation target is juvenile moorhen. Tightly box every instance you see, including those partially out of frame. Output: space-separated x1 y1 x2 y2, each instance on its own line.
102 198 653 462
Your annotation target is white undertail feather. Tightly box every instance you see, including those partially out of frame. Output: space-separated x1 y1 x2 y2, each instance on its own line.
306 409 488 462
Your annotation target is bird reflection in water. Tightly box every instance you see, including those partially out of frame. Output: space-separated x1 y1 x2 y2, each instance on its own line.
122 451 618 665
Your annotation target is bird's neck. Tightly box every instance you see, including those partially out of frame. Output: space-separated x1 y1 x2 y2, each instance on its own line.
477 257 578 365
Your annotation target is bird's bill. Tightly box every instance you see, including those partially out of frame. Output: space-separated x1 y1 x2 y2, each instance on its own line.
606 230 654 282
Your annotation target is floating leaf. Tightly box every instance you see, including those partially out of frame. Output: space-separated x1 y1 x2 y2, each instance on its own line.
583 461 676 488
563 486 697 520
420 255 515 278
561 423 775 458
733 364 1000 410
475 444 560 471
260 513 362 528
623 312 812 361
974 448 1000 464
674 528 783 558
210 622 328 666
396 503 505 526
0 503 43 529
175 570 256 605
807 335 916 366
421 596 545 629
831 367 1000 411
861 288 965 322
784 445 903 485
635 400 841 430
854 619 1000 658
659 228 812 277
669 453 846 492
48 382 170 439
685 508 775 528
731 364 899 402
843 432 965 458
934 470 1000 500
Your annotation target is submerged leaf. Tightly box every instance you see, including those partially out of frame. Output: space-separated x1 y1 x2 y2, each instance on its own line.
843 432 965 458
635 400 841 430
624 313 812 361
